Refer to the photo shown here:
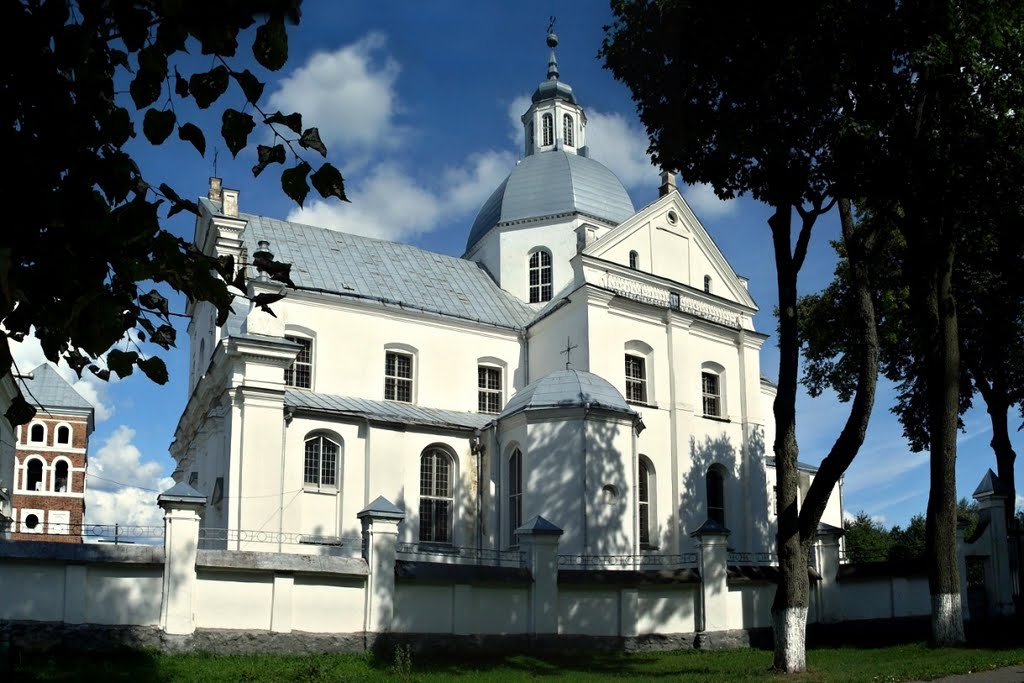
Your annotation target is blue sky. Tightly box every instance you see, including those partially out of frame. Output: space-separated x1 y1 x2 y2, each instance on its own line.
15 2 1022 531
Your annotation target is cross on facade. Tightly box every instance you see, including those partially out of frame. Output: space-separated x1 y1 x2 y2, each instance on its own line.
561 336 578 370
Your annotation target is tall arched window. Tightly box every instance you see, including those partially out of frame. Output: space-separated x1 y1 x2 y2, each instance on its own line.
29 423 45 444
707 466 726 526
563 114 574 146
639 457 653 547
26 458 43 491
528 249 553 303
629 250 639 270
54 460 69 492
508 448 522 545
542 113 553 146
304 434 339 488
704 275 712 293
420 448 453 543
56 425 71 445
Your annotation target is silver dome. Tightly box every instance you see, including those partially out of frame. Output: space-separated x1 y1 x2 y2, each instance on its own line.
499 369 635 419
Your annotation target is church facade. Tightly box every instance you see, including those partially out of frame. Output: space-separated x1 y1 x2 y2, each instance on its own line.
171 33 842 559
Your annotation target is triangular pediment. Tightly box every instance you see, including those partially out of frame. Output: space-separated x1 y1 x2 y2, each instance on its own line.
582 192 756 310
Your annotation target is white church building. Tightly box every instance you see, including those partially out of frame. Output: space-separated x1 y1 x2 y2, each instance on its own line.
171 32 843 561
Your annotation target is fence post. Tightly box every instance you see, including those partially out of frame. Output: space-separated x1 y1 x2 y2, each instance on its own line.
973 469 1014 617
811 524 842 623
358 496 405 636
691 519 730 640
516 515 563 636
157 482 206 636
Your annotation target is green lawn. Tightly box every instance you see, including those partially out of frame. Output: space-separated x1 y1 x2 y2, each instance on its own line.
10 643 1024 682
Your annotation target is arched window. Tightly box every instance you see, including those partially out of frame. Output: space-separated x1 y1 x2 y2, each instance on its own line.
26 458 43 491
563 113 574 146
419 447 453 543
542 113 553 146
56 425 71 446
701 362 725 418
303 434 339 488
638 457 653 548
508 448 522 544
528 249 553 303
54 460 69 492
629 250 639 270
526 121 534 155
707 466 726 526
29 423 45 444
704 275 712 293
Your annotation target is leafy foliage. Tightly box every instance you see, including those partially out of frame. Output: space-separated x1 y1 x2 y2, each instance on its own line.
1 0 349 426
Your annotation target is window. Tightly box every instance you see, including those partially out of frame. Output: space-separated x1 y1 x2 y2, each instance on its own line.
285 336 313 389
304 435 339 488
704 275 712 293
528 249 553 303
54 460 69 492
563 113 574 146
26 458 43 491
189 472 199 487
478 366 502 414
23 512 41 533
385 351 413 402
419 448 453 544
638 458 654 548
29 423 44 443
542 113 553 146
625 354 647 404
702 371 721 417
707 466 726 526
508 448 522 544
526 121 534 155
56 425 71 445
629 250 639 270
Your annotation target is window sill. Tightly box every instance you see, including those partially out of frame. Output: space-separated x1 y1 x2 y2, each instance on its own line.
627 400 658 409
701 414 731 423
302 486 338 496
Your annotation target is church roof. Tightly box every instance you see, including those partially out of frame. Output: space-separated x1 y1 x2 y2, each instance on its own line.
285 390 491 432
240 212 535 330
465 151 635 253
17 364 94 413
498 369 635 419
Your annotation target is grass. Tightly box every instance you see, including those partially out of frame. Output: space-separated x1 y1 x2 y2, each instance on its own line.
9 642 1024 682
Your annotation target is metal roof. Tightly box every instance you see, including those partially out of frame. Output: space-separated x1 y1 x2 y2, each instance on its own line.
466 151 635 253
240 214 535 330
285 390 491 432
17 364 94 412
498 369 634 419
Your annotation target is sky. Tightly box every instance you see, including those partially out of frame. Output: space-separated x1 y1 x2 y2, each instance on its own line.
13 1 1023 533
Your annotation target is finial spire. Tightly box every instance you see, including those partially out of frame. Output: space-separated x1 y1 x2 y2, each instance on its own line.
546 17 559 81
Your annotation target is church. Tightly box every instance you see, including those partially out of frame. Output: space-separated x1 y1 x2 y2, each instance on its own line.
171 32 843 560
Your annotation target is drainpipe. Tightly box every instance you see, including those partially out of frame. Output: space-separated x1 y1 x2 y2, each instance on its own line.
582 402 591 551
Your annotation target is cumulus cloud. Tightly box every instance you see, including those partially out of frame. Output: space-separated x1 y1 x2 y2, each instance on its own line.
683 183 739 219
267 33 402 159
287 151 515 242
85 425 174 528
9 335 115 422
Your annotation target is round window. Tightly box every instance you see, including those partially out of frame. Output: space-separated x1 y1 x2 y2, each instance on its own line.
667 211 678 224
25 514 39 530
602 484 619 504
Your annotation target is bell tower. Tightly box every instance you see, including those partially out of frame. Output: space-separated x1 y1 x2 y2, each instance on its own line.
521 28 588 158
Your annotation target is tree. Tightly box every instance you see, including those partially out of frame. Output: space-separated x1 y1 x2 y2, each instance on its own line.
602 2 887 671
2 0 347 426
843 512 893 563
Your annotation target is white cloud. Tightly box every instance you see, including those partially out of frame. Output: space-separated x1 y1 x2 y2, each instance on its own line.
267 33 402 157
85 425 173 528
9 335 115 422
507 95 532 149
683 183 739 219
287 151 515 243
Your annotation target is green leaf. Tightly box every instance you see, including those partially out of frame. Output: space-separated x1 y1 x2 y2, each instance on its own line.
178 123 206 156
252 292 286 317
252 144 286 177
189 65 230 109
109 49 129 69
88 365 111 382
138 357 169 385
107 349 139 379
253 17 288 71
129 71 162 110
221 109 256 157
264 111 302 135
150 324 177 349
143 109 176 145
5 394 36 428
232 69 265 104
311 163 347 202
138 45 168 82
281 162 312 207
299 127 327 157
174 67 190 98
139 289 170 318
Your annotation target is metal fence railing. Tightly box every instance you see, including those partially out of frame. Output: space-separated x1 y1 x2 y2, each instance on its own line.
558 553 698 570
7 523 166 545
727 550 777 565
395 542 525 568
197 527 364 557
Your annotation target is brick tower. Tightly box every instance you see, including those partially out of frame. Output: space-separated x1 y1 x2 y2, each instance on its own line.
11 364 94 542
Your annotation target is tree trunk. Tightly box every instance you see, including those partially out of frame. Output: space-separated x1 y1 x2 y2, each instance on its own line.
923 240 966 646
977 382 1017 525
768 205 808 673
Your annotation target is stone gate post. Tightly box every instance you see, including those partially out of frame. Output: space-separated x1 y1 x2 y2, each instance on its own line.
358 496 405 635
811 523 843 623
692 519 730 638
516 515 563 635
158 482 206 636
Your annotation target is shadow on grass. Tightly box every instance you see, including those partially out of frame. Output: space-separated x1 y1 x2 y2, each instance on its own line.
11 648 164 683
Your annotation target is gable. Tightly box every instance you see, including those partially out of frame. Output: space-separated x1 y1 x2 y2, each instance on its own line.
582 192 756 310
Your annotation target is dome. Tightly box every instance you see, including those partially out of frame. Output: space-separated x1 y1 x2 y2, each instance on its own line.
466 151 635 253
498 369 635 419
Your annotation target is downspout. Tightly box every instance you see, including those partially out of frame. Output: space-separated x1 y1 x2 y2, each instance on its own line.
279 406 294 553
520 328 530 385
363 417 372 506
582 402 591 551
632 420 639 561
472 427 485 553
665 311 681 553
